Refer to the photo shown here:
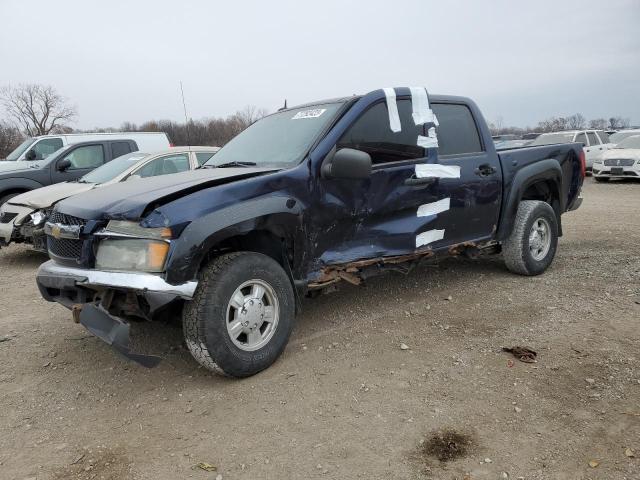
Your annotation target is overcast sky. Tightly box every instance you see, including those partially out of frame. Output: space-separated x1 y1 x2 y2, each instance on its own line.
1 0 638 129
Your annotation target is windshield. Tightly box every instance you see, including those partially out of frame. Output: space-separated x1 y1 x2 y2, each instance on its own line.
610 131 640 144
5 138 35 161
80 152 149 184
529 132 575 146
614 135 640 150
205 102 345 168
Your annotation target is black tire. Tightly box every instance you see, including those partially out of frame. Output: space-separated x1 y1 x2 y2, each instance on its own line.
503 200 558 276
183 252 295 378
594 176 609 183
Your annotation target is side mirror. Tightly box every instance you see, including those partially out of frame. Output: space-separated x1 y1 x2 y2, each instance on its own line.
322 148 372 180
25 149 37 161
57 158 72 172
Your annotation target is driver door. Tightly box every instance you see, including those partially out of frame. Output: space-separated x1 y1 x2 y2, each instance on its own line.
313 98 457 265
50 143 106 183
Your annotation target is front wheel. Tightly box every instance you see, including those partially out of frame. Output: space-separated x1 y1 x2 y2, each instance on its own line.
503 200 558 276
183 252 295 377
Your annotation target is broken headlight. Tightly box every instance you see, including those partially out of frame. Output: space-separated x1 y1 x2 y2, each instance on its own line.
96 238 170 273
30 210 47 226
95 221 173 272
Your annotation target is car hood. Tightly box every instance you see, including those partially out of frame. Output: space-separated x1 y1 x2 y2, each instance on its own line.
601 148 640 161
0 160 46 174
9 182 97 209
56 167 279 221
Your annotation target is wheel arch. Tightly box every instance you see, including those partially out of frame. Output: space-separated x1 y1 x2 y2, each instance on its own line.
497 159 563 241
164 196 303 285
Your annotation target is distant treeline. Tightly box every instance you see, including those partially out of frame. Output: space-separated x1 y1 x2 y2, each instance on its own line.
0 105 268 158
490 113 634 136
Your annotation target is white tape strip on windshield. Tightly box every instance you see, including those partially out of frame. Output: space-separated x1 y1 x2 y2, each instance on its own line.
416 229 445 248
417 197 450 218
417 127 439 149
409 87 439 126
415 164 461 179
382 88 401 133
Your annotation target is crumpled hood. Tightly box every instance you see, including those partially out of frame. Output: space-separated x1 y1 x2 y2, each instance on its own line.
0 160 46 174
601 148 640 161
55 167 278 221
9 181 97 209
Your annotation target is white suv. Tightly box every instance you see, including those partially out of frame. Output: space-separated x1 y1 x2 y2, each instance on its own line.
530 130 613 171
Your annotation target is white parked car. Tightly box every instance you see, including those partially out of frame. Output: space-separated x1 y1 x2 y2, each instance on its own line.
592 135 640 182
2 132 171 162
0 146 219 251
530 130 613 171
609 129 640 145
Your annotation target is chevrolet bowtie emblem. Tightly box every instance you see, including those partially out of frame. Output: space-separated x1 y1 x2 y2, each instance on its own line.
51 225 62 239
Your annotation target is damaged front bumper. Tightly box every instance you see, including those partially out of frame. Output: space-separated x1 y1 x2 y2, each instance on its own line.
37 260 198 306
36 260 199 367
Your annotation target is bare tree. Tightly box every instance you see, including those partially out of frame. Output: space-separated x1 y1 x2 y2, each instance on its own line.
608 116 631 130
231 105 269 130
0 84 76 136
588 118 608 130
567 113 586 129
0 120 24 158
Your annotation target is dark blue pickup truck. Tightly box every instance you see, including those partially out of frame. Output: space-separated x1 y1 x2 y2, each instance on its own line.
36 87 585 377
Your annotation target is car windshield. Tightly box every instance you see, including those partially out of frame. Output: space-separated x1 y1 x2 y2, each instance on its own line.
529 132 576 146
614 135 640 150
610 131 640 144
204 102 345 169
5 138 35 161
80 152 149 184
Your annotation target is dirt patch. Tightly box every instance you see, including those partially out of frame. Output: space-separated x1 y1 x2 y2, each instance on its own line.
52 446 131 480
420 429 476 463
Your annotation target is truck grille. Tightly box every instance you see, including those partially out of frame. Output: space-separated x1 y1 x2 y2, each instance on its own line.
49 211 86 226
47 211 87 261
48 237 84 259
604 158 635 167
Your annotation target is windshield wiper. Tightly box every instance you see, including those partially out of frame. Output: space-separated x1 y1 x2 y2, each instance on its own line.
215 161 257 168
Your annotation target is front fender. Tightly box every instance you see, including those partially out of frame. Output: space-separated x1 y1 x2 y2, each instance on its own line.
165 195 303 284
497 158 562 241
0 177 44 197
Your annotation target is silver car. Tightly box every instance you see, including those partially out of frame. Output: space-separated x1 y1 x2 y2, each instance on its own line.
0 146 219 252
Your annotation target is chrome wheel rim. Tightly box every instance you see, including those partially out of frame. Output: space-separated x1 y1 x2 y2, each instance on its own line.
529 217 551 261
226 279 279 352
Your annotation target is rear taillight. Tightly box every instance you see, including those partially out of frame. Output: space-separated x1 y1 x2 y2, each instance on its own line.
169 143 175 147
579 150 586 178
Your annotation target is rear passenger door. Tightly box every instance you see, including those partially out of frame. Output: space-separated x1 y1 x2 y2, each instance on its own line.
109 141 136 159
429 102 503 245
585 131 602 167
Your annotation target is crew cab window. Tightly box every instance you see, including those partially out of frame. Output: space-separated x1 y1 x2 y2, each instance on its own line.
196 151 216 166
596 131 610 144
33 138 63 159
587 132 599 146
63 145 105 170
431 103 483 156
574 133 587 146
135 153 190 178
337 100 425 165
111 141 132 159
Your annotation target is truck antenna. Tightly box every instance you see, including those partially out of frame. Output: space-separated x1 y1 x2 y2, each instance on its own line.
180 81 192 148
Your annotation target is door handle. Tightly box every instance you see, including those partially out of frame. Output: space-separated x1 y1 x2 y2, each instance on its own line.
404 176 436 187
475 164 496 176
599 147 603 150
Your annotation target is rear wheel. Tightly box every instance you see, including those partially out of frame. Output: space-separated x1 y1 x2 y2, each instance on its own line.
503 200 558 276
183 252 295 377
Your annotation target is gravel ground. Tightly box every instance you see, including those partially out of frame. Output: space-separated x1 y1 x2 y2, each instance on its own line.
0 179 638 480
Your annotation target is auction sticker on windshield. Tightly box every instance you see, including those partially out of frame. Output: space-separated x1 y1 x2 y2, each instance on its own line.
292 109 326 120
